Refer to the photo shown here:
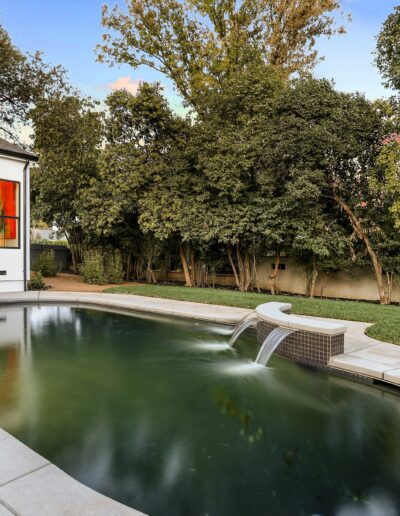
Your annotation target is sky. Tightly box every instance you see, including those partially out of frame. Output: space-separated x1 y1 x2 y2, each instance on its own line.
0 0 399 113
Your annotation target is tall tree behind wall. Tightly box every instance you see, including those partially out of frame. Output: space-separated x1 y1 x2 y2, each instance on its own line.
80 84 190 282
97 0 346 110
30 95 102 271
272 78 391 304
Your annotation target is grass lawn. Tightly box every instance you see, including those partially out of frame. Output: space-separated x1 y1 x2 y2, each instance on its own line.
104 284 400 345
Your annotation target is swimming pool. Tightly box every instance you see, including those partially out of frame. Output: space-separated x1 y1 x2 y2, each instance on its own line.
0 305 399 515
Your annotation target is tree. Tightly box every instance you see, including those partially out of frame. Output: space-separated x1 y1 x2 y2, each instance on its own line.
376 6 400 91
291 214 351 298
98 0 346 109
80 83 189 282
0 23 67 141
30 95 102 271
177 64 286 291
273 78 391 303
373 135 400 229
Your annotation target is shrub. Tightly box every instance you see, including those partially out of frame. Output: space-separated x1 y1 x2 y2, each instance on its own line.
81 248 124 285
104 249 124 284
32 249 59 277
81 249 107 285
28 271 48 290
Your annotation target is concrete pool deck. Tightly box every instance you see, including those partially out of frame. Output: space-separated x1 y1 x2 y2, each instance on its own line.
0 430 144 516
0 290 399 515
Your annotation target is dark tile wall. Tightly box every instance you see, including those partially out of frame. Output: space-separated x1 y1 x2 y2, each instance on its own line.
257 320 344 368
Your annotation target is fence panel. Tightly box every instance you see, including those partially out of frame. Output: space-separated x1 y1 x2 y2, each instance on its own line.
30 244 71 272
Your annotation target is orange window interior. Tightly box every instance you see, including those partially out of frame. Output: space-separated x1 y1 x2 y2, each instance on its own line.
0 181 18 239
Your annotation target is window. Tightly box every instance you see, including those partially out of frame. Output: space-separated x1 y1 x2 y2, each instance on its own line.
0 179 20 248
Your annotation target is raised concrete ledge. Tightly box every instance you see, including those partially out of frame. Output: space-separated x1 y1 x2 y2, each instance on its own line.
256 302 347 336
0 291 250 325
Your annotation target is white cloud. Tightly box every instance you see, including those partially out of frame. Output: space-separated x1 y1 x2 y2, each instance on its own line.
108 76 142 95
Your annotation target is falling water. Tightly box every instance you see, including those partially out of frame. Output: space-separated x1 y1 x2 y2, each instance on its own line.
255 327 296 366
228 312 259 347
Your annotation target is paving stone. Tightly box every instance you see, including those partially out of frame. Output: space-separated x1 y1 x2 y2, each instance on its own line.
350 344 400 367
0 503 14 515
383 368 400 386
329 355 389 379
0 430 49 486
0 465 144 516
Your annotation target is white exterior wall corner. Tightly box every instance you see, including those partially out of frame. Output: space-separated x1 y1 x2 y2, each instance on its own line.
0 155 30 293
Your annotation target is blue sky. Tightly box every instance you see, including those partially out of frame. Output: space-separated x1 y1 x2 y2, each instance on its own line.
0 0 398 109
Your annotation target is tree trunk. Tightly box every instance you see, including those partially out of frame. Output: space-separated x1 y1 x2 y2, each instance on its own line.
65 235 79 273
269 252 281 295
386 272 394 304
334 194 389 304
320 271 330 298
189 246 196 286
65 226 84 274
236 244 253 292
179 242 192 287
227 245 240 289
308 257 318 298
146 258 156 283
236 246 246 291
126 249 131 281
252 251 261 293
243 251 252 291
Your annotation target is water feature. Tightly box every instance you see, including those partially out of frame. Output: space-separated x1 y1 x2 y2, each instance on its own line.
1 305 400 516
255 327 296 366
228 311 258 346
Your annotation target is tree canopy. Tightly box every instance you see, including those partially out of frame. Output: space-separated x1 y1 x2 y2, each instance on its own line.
376 5 400 91
17 1 400 304
98 0 346 108
30 95 102 270
0 23 67 141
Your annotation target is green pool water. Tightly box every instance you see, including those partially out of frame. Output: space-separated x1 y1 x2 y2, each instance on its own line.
0 305 400 516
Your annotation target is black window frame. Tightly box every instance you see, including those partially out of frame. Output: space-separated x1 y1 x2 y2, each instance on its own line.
0 178 21 250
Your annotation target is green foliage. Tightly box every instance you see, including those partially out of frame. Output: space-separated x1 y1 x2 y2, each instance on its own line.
104 250 124 284
32 249 59 277
81 249 124 285
0 23 67 140
81 83 184 238
28 272 48 291
30 94 102 270
30 238 69 247
81 249 107 285
373 141 400 228
98 0 346 108
376 6 400 90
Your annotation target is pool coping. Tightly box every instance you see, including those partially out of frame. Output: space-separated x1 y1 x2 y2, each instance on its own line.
1 290 400 515
1 291 399 388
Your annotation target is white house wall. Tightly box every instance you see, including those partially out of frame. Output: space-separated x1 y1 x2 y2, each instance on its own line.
0 155 29 293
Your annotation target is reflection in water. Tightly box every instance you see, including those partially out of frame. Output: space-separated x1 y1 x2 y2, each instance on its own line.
0 307 31 428
0 305 400 516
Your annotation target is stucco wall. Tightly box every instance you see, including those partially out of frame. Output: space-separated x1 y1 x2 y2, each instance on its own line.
155 257 400 303
0 155 29 293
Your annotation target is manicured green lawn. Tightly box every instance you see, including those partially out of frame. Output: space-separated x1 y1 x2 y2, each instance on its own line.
104 284 400 345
